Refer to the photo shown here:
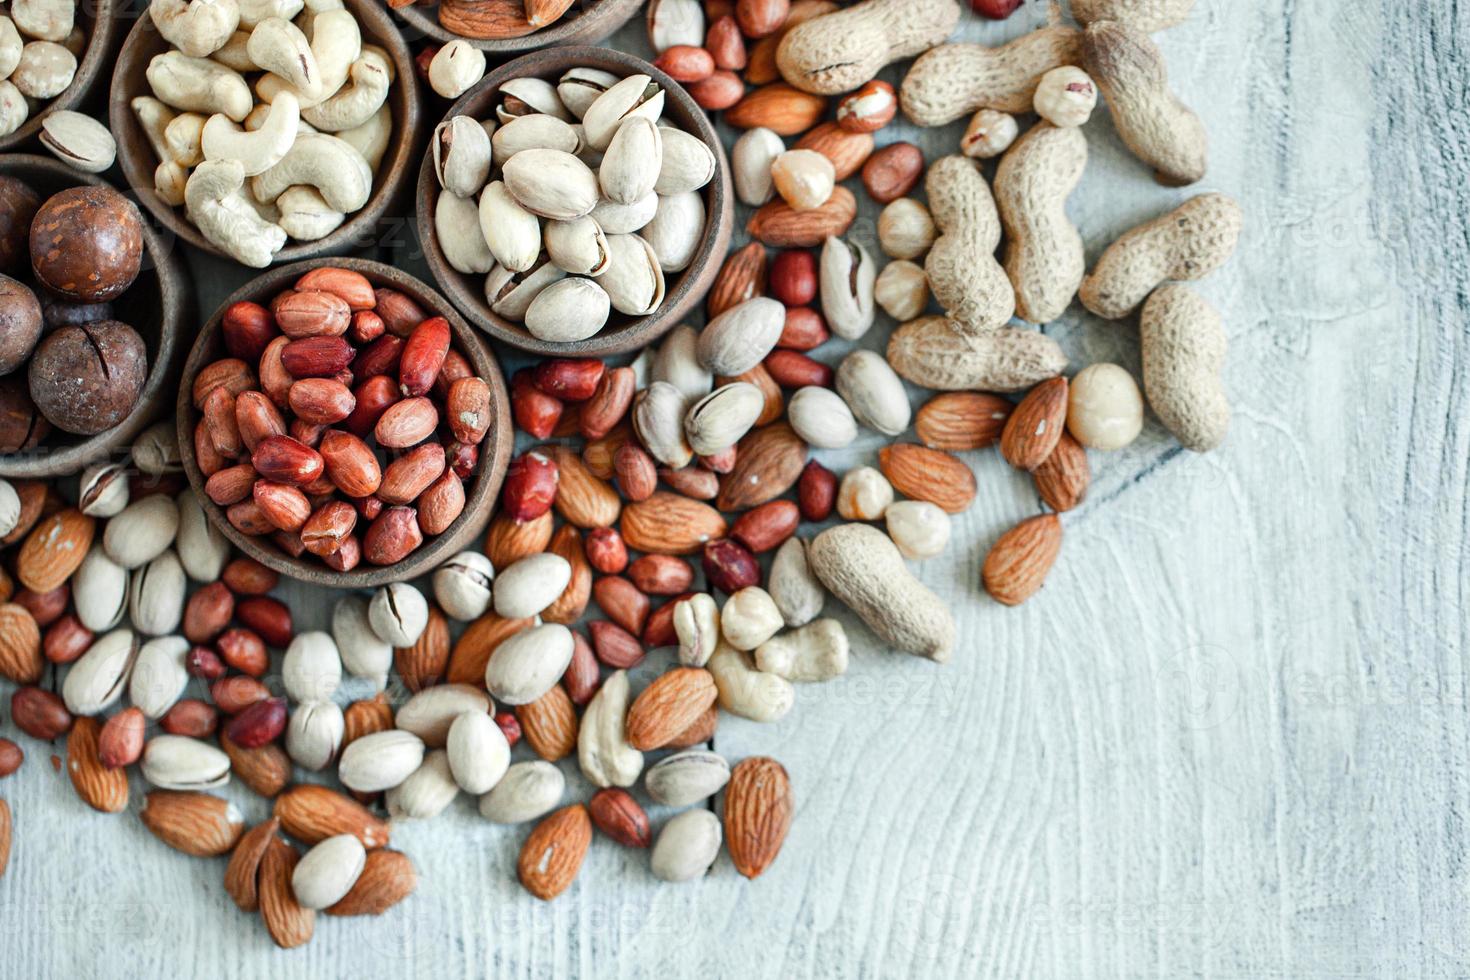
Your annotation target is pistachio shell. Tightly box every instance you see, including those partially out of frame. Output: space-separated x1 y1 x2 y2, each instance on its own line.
491 113 580 160
582 74 664 151
590 192 658 235
502 148 599 220
524 277 611 343
433 115 492 198
684 383 764 456
478 180 541 273
544 215 610 277
655 125 717 195
598 116 662 206
641 191 704 273
485 260 566 322
600 233 665 316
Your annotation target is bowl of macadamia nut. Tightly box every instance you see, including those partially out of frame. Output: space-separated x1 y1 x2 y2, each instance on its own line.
0 0 116 152
108 0 422 268
0 154 187 479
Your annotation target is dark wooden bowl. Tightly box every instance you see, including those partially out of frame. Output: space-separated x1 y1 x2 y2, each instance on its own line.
395 0 642 55
0 154 187 479
176 258 513 589
417 46 734 357
108 0 423 266
0 0 116 153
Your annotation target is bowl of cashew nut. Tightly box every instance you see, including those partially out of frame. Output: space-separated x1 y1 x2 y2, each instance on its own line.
0 0 116 152
107 0 422 269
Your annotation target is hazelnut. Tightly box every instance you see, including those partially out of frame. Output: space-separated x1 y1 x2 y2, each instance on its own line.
27 320 147 435
0 176 40 275
0 274 42 375
30 186 144 302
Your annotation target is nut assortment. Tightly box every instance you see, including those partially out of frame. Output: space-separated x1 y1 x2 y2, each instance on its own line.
0 0 87 138
430 66 717 343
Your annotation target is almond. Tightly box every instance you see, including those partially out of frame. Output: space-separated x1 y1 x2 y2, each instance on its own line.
915 392 1013 451
273 784 391 849
394 604 449 693
724 756 793 879
667 703 719 748
706 241 768 319
725 82 826 135
447 612 535 686
717 423 808 512
877 444 977 514
0 799 10 881
621 493 728 556
0 603 42 684
581 420 633 479
259 837 314 949
342 695 394 750
1000 377 1069 472
1033 433 1090 512
624 668 718 751
516 685 578 762
16 509 94 593
325 848 417 916
66 716 127 813
546 445 620 528
225 817 280 911
517 804 591 901
220 731 291 798
483 510 553 570
982 514 1063 606
542 525 591 625
747 185 857 247
795 122 874 180
140 790 244 856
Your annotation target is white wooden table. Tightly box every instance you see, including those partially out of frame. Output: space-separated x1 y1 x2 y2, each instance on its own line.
5 3 1466 977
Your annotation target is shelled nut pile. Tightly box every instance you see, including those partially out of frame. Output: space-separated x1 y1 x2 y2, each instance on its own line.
0 0 87 137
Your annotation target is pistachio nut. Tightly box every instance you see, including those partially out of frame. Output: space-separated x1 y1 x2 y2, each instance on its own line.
79 461 129 518
673 593 720 667
127 549 187 637
432 551 494 622
497 77 569 124
754 618 849 682
655 125 716 195
590 192 658 235
599 234 665 317
523 276 611 343
502 148 598 220
140 734 231 790
63 628 139 716
836 349 912 436
543 215 610 277
128 635 189 719
598 116 662 206
573 123 602 168
491 113 580 161
494 553 572 619
641 190 703 273
485 259 565 322
287 699 345 772
820 236 877 340
768 538 824 628
368 582 428 647
582 74 664 152
787 385 859 450
684 382 763 456
696 296 785 376
175 489 230 582
132 420 182 475
435 190 494 275
577 669 642 789
447 710 510 795
292 834 365 910
395 684 491 747
0 480 15 539
331 594 392 686
432 115 492 198
651 324 711 403
387 749 459 820
731 127 784 207
633 381 694 468
478 759 564 824
477 180 541 273
338 729 426 794
645 748 730 806
557 66 619 120
40 109 116 173
73 544 129 632
651 809 722 883
282 631 342 703
484 623 574 706
647 0 705 52
708 642 794 723
103 493 180 569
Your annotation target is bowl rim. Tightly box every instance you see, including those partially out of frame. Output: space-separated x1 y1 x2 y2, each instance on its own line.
0 0 118 153
393 0 642 54
415 44 735 358
175 257 513 589
108 0 423 267
0 153 188 480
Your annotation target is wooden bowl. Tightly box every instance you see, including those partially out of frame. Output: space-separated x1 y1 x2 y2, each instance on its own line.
175 258 513 589
395 0 642 55
417 46 734 357
108 0 423 267
0 0 117 153
0 154 187 479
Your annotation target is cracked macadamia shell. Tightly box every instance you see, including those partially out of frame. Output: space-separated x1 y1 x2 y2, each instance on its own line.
29 186 143 302
0 274 42 375
27 320 146 434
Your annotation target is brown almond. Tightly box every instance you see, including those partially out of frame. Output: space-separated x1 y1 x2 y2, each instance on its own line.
581 420 633 480
225 817 280 912
579 367 636 441
0 798 11 881
16 509 94 593
0 603 42 684
747 185 857 247
1033 432 1090 512
140 791 245 856
1000 376 1069 472
66 716 127 813
620 493 728 556
624 668 718 751
516 685 578 762
706 241 768 320
325 848 418 916
220 731 291 798
542 524 591 625
877 444 977 514
447 612 535 687
725 83 826 135
342 694 394 750
517 804 591 901
795 122 874 180
483 510 553 570
259 837 314 949
915 392 1013 451
724 756 793 879
546 445 620 528
982 514 1063 606
394 604 449 692
273 783 391 849
666 703 719 748
592 576 650 636
716 423 808 512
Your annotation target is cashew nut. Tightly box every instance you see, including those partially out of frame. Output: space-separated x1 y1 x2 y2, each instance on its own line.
155 160 188 207
275 185 344 241
246 16 318 97
576 669 643 789
185 159 287 267
250 132 371 211
301 46 390 132
244 100 314 134
211 30 256 72
151 0 240 58
164 112 208 166
1140 285 1229 452
11 0 74 43
131 96 178 161
754 619 849 682
673 593 720 667
11 40 75 99
254 8 357 109
236 0 302 29
336 101 391 172
201 90 298 175
708 643 794 723
147 51 253 121
0 17 23 79
0 80 28 137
